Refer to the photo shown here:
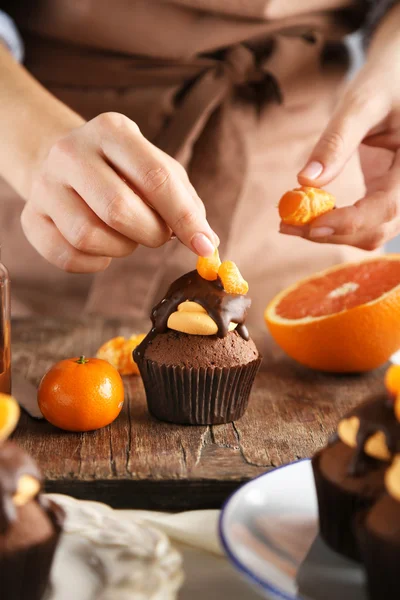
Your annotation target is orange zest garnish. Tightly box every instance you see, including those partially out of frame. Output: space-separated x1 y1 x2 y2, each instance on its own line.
96 334 145 376
279 186 335 226
197 248 221 281
0 393 20 442
218 261 249 295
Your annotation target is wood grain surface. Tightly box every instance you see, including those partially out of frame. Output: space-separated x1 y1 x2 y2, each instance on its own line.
11 317 386 510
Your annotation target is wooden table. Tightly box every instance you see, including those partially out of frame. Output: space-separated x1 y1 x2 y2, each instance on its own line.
11 317 386 510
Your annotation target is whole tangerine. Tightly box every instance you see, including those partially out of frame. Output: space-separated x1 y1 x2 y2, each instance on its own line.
38 356 125 432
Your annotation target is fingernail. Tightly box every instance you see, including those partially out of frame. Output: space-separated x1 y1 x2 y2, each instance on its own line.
298 161 323 180
191 233 215 257
309 227 335 238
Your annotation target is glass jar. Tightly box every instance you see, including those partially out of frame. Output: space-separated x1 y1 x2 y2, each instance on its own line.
0 257 11 394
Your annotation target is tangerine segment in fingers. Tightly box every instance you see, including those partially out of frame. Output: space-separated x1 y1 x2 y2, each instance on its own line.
279 186 335 226
0 393 20 442
265 255 400 373
38 356 125 432
197 248 221 281
218 261 249 295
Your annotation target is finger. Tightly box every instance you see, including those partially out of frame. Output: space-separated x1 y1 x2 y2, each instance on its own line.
92 113 217 256
297 82 389 187
363 130 400 151
300 222 394 251
279 223 307 238
21 204 111 273
47 142 172 249
34 182 138 258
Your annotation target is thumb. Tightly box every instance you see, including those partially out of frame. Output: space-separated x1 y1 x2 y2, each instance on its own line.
297 87 388 187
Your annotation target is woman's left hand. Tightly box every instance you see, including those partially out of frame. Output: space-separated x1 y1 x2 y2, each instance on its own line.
281 5 400 251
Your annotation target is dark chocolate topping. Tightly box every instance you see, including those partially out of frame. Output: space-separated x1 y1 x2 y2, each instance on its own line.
0 441 42 533
339 394 400 476
135 270 251 362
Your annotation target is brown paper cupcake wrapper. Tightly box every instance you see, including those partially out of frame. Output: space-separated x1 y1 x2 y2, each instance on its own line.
0 499 64 600
139 357 261 425
312 453 381 562
355 511 400 600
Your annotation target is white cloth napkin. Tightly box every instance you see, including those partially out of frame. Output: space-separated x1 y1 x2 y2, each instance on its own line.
120 509 263 599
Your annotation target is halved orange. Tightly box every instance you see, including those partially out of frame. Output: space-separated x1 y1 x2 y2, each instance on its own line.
0 393 20 441
265 256 400 373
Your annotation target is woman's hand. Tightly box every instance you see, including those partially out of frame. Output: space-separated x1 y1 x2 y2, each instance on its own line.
22 113 218 273
281 5 400 251
0 44 217 273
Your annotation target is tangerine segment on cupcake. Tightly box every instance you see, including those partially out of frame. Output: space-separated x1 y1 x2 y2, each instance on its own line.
279 186 335 226
197 248 221 281
196 249 248 295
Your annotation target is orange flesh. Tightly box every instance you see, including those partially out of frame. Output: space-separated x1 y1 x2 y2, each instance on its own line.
276 260 400 320
279 190 304 218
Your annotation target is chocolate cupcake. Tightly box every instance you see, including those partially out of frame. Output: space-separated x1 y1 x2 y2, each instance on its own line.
0 441 64 600
356 455 400 600
134 269 261 425
312 390 400 561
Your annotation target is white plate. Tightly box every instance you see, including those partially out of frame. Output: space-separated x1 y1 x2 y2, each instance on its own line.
219 460 367 600
44 494 183 600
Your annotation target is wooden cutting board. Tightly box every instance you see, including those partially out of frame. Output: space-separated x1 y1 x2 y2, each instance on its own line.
11 317 386 510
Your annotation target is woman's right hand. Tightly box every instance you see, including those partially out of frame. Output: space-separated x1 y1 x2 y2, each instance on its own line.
22 112 218 273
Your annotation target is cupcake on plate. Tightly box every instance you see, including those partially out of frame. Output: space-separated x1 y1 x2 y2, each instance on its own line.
134 252 261 425
356 455 400 600
312 368 400 561
0 395 64 600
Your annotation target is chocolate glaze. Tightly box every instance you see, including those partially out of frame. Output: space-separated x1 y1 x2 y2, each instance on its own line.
135 270 251 362
334 394 400 476
0 441 42 533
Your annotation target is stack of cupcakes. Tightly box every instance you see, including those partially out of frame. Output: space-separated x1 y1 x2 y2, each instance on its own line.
356 455 400 599
134 251 261 425
312 364 400 598
0 394 64 600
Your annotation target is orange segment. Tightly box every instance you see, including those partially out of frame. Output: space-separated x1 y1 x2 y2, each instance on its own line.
218 261 249 295
265 256 400 373
0 393 20 442
118 334 146 376
96 336 125 371
96 334 145 376
279 186 335 226
385 365 400 397
197 248 221 281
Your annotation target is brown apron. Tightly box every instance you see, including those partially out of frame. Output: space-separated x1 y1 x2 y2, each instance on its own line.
1 0 373 357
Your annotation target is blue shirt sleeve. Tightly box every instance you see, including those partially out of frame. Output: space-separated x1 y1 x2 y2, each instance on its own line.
0 10 24 62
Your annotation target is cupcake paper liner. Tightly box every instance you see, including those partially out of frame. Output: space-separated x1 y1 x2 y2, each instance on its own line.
355 511 400 600
312 452 382 562
139 357 262 425
0 499 64 600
